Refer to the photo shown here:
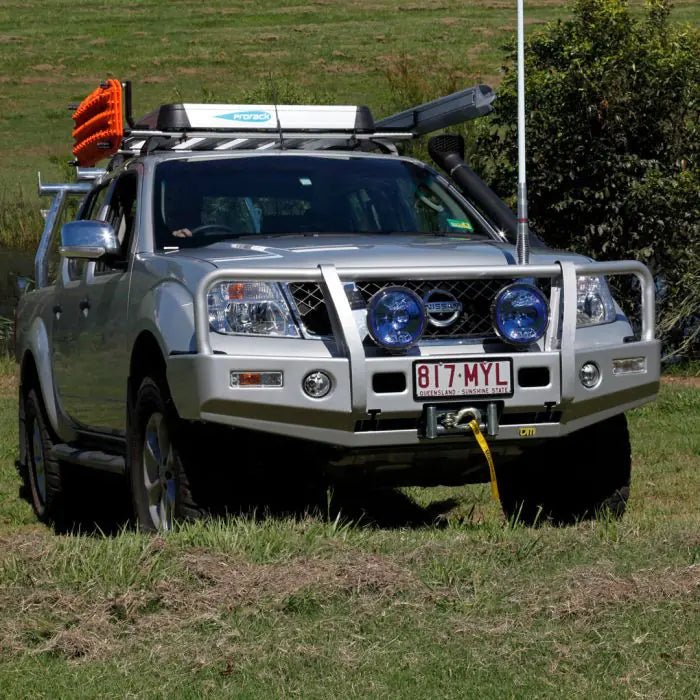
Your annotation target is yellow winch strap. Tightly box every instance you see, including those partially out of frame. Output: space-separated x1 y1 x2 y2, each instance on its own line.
467 419 500 501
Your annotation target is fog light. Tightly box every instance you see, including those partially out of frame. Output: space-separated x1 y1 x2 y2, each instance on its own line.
612 357 646 375
303 371 332 398
367 286 426 350
230 371 283 388
492 283 549 346
579 362 601 388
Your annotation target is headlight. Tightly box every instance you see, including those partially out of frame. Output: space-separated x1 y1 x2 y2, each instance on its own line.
577 275 616 327
208 281 300 337
492 283 549 346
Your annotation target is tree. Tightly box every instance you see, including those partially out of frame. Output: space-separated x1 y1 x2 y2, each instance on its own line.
473 0 699 360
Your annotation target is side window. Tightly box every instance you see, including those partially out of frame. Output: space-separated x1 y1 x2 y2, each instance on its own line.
47 199 81 286
96 173 138 274
83 183 111 221
63 183 112 281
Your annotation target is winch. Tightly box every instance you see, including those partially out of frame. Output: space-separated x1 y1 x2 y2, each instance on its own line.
424 402 500 439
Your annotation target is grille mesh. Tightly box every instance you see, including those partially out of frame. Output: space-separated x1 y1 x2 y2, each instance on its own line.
288 279 550 341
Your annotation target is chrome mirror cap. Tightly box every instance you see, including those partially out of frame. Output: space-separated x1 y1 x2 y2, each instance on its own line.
59 220 119 259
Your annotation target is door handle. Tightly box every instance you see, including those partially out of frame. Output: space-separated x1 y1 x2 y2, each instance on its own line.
79 298 90 311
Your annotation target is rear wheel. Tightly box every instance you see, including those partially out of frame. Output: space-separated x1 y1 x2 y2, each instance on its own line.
498 414 631 525
23 388 65 525
129 377 206 531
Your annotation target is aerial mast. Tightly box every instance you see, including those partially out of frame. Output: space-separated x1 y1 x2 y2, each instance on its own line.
516 0 530 265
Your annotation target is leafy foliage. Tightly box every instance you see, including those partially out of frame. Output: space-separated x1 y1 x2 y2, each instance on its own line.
472 0 699 359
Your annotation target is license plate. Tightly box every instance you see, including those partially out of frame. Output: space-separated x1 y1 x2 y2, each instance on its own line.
413 359 513 400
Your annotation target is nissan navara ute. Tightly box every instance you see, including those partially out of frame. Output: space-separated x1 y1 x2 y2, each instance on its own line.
14 80 660 530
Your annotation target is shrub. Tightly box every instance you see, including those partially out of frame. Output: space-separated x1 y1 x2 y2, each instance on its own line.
0 188 45 251
471 0 699 359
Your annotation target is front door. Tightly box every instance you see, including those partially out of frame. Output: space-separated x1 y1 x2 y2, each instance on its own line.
52 171 138 433
51 181 112 423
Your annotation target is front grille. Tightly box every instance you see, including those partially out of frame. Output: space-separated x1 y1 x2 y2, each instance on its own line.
288 278 550 341
288 282 333 336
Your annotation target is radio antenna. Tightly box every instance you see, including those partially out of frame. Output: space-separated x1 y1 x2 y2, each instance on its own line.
516 0 530 265
269 73 286 150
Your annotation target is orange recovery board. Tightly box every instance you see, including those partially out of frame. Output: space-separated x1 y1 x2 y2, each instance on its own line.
71 79 123 166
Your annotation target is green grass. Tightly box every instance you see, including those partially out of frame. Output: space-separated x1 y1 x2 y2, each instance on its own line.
0 363 698 698
1 0 698 248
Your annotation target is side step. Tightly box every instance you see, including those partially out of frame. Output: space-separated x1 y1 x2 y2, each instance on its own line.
51 444 126 475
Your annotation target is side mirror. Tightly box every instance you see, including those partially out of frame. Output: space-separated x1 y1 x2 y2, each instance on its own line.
13 274 34 296
60 220 120 259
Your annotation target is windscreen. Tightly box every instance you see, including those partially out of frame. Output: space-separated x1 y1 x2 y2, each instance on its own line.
153 155 493 248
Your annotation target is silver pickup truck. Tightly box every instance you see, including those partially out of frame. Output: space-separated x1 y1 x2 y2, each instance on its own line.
15 82 660 530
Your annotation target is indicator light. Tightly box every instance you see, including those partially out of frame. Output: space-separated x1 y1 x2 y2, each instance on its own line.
230 371 283 388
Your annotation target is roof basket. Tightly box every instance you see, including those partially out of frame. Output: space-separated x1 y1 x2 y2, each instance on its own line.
69 80 496 164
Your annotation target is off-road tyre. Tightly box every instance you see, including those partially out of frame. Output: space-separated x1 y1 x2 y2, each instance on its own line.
129 376 207 531
498 413 631 525
22 388 66 526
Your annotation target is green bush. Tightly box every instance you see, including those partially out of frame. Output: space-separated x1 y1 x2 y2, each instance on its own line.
0 187 45 251
472 0 699 359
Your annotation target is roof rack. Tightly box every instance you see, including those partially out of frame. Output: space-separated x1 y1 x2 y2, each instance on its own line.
70 81 496 166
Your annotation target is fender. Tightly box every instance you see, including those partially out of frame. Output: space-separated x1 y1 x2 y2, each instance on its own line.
130 278 196 359
23 316 78 442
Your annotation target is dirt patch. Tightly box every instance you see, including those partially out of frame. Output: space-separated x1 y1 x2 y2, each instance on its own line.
543 564 699 619
661 375 700 388
20 75 64 86
468 42 489 60
173 550 424 609
398 3 448 10
488 0 565 6
273 5 328 14
0 547 429 662
243 51 291 59
0 367 18 397
0 531 48 562
322 63 366 75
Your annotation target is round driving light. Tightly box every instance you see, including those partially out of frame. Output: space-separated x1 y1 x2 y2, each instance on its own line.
492 283 549 346
303 370 332 398
367 286 427 350
579 362 601 388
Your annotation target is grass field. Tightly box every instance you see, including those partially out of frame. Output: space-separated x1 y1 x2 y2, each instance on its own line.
0 0 697 241
0 357 698 698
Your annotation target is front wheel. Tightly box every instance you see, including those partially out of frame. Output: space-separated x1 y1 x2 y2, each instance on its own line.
498 414 632 525
128 377 205 531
